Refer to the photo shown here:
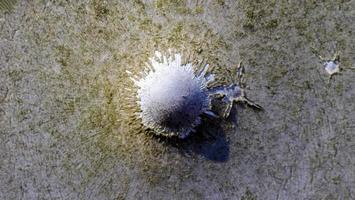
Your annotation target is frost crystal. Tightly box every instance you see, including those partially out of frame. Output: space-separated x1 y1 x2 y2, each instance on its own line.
324 60 340 75
131 52 213 138
128 52 262 138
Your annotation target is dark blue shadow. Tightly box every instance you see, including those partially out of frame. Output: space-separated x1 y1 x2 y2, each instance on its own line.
154 116 230 163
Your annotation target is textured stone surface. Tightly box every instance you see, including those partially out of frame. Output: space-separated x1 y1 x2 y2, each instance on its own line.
1 0 354 199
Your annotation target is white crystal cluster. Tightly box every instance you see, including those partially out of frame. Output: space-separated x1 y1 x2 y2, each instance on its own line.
128 51 262 139
324 60 340 76
130 52 214 138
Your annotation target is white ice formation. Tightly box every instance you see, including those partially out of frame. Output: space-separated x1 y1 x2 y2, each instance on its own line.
128 51 261 139
130 52 215 138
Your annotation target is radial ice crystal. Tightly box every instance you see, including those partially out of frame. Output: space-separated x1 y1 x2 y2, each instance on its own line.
128 52 262 139
129 52 215 138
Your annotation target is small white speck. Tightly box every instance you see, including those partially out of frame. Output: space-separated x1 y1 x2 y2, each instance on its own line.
324 61 340 75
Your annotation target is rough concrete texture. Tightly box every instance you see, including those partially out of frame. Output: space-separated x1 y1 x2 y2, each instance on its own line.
1 0 355 199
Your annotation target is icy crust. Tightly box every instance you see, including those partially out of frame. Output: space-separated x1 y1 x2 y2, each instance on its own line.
324 60 339 75
130 52 261 138
133 52 212 138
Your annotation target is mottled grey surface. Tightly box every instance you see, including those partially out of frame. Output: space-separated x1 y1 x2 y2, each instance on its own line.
1 0 355 199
